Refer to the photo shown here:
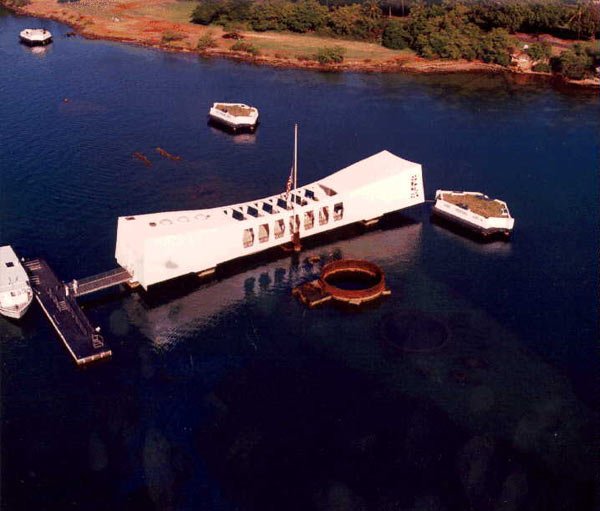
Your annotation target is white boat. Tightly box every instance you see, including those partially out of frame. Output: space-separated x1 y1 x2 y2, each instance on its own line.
20 28 53 46
208 103 259 131
0 246 33 320
432 190 514 237
116 127 425 289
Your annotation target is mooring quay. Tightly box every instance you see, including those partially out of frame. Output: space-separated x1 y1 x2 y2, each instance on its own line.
23 259 130 366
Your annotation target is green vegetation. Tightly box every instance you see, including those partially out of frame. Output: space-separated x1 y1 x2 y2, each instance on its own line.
467 0 600 39
190 0 225 25
189 0 600 71
526 41 552 61
197 31 217 50
316 45 346 63
161 30 186 43
327 1 383 41
532 62 551 72
381 18 410 49
478 28 513 66
552 43 596 79
231 40 260 55
395 4 513 64
242 0 329 32
191 0 600 41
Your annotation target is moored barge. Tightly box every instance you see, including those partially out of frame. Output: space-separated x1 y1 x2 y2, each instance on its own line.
20 28 53 46
432 190 514 237
208 103 259 132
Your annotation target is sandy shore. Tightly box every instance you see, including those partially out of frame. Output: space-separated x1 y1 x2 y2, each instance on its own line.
4 0 598 87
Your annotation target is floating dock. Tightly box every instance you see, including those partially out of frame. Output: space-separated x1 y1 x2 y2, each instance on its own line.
432 190 514 237
24 259 113 366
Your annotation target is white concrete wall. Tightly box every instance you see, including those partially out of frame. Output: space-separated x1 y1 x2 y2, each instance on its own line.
116 155 425 289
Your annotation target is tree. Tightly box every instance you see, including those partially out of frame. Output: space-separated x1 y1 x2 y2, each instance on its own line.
478 28 512 66
526 41 552 62
525 2 568 35
360 0 383 40
410 4 483 61
469 0 531 33
327 4 364 37
363 0 382 23
554 44 594 79
567 1 600 40
286 0 328 32
191 0 226 25
382 18 411 49
404 0 430 45
249 0 292 31
222 0 253 23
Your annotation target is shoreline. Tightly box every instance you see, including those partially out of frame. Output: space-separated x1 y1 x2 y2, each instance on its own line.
4 1 599 88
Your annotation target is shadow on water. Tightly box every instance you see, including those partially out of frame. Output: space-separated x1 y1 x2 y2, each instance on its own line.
120 212 420 310
397 70 600 101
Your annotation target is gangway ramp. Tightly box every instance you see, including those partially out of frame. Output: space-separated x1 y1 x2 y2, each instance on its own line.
71 267 131 297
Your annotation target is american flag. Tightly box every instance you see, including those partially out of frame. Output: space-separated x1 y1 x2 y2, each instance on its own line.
284 166 293 201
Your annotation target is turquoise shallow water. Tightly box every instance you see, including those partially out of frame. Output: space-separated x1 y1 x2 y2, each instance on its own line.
1 10 599 511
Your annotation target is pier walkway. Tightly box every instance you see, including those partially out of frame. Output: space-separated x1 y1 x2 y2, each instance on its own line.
24 259 112 366
70 267 132 297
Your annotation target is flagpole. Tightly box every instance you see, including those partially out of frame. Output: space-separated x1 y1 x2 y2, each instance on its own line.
292 123 301 252
293 123 298 192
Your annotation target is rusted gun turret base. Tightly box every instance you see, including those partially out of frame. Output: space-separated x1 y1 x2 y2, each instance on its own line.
293 259 390 308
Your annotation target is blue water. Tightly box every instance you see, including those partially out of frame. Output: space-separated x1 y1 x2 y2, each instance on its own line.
1 11 599 511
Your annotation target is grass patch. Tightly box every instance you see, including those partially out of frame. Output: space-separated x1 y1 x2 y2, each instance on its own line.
162 30 186 43
296 53 315 61
247 32 412 61
316 46 345 64
197 31 217 51
231 40 260 55
129 1 196 24
532 62 551 73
